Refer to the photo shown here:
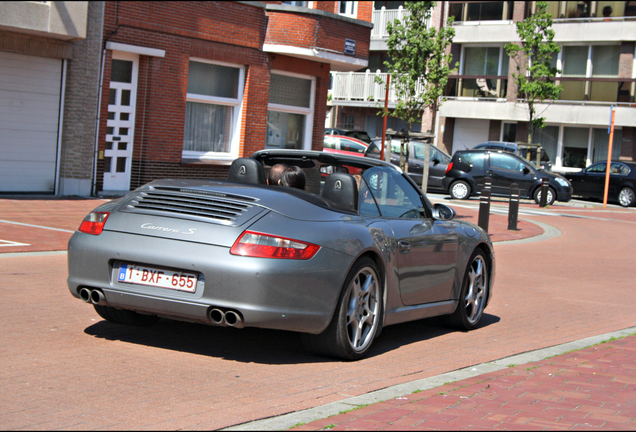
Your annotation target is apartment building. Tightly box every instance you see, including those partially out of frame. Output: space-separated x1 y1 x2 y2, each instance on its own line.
330 1 636 174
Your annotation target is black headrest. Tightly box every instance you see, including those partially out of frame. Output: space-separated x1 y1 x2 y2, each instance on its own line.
227 158 266 185
322 172 358 213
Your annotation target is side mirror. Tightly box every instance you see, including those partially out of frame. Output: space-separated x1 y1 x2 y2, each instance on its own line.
523 166 531 175
432 203 456 221
432 158 440 165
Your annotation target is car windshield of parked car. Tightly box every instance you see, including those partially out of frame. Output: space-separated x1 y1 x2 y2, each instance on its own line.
361 166 425 218
490 153 531 172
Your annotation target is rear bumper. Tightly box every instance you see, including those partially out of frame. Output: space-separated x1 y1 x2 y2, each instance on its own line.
67 230 353 334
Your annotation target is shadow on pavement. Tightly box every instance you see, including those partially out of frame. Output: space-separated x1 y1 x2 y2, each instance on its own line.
83 313 500 364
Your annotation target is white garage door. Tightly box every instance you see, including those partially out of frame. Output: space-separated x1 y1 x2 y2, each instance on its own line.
0 52 62 193
452 118 490 153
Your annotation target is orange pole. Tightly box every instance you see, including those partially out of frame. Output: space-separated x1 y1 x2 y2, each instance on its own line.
602 108 616 208
381 74 390 161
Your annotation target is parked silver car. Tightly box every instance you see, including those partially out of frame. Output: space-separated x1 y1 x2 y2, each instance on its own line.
68 150 495 360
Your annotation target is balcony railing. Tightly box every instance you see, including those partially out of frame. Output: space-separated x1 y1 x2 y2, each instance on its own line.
330 70 429 104
445 76 508 99
371 6 411 39
557 78 636 103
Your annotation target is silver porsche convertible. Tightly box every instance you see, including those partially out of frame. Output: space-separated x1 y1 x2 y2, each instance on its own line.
68 150 495 360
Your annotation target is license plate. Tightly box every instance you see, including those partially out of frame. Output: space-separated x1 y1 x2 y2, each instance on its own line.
117 263 198 293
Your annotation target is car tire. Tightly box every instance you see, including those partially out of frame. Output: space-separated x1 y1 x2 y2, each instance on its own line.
618 187 635 207
533 186 556 206
93 304 160 327
442 249 489 330
450 180 471 200
301 257 382 360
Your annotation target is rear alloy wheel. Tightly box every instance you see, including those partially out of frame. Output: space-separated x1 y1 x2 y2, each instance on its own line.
450 180 471 200
444 250 489 330
302 257 382 360
533 186 556 206
94 304 160 327
618 187 635 207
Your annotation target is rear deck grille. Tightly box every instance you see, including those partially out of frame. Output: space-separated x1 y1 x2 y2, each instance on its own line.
122 189 260 224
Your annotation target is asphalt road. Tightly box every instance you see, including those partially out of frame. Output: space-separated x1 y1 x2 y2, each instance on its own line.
1 197 635 430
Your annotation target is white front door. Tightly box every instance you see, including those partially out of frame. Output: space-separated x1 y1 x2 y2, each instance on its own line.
103 52 138 192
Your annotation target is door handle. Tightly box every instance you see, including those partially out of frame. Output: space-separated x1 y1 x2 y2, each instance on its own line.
487 170 494 176
398 240 410 254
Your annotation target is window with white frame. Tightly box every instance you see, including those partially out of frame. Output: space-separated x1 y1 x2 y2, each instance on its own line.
339 1 357 17
281 1 307 6
266 72 315 150
183 60 244 160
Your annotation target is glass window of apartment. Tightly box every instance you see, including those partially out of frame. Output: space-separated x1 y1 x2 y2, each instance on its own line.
565 1 592 18
267 72 314 150
183 60 244 159
590 45 620 101
559 44 621 101
460 46 508 97
533 125 559 165
592 128 622 162
281 1 307 6
449 1 513 22
502 123 517 143
598 1 626 18
563 127 589 168
338 1 357 17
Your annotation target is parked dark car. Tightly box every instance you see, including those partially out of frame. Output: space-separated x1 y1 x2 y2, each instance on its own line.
68 150 495 360
325 128 372 144
364 138 451 192
564 161 636 207
474 141 552 171
442 149 572 205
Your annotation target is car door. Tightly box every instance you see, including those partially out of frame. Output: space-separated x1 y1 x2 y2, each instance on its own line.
577 162 606 198
487 152 536 198
362 167 458 305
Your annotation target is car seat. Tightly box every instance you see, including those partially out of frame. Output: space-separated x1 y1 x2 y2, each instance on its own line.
227 158 266 185
321 172 359 213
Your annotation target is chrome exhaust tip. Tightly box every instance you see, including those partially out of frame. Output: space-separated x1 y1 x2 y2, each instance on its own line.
89 289 107 305
224 310 244 329
209 308 226 326
79 288 92 303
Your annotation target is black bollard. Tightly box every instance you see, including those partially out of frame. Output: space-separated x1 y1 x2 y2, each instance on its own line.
508 183 520 230
539 177 549 207
478 178 491 232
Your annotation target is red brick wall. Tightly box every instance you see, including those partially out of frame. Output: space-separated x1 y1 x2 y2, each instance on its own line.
265 10 369 60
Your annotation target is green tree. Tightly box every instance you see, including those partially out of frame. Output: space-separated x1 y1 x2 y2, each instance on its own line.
505 1 562 145
376 1 456 191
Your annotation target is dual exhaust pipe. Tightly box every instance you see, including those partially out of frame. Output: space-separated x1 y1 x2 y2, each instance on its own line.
208 308 244 328
80 288 243 328
79 288 108 306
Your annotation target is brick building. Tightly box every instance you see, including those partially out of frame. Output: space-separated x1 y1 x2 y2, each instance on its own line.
330 1 636 174
95 1 372 196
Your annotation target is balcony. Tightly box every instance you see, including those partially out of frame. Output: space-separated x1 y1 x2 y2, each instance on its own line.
330 70 430 107
371 6 409 39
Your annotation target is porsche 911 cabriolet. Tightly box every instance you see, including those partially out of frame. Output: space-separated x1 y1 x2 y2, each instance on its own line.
68 150 495 360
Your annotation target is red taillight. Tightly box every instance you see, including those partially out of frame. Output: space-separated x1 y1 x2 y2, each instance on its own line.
445 161 453 174
230 231 320 260
78 212 110 235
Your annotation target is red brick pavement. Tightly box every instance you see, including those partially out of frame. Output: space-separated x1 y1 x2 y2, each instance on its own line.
292 335 636 430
